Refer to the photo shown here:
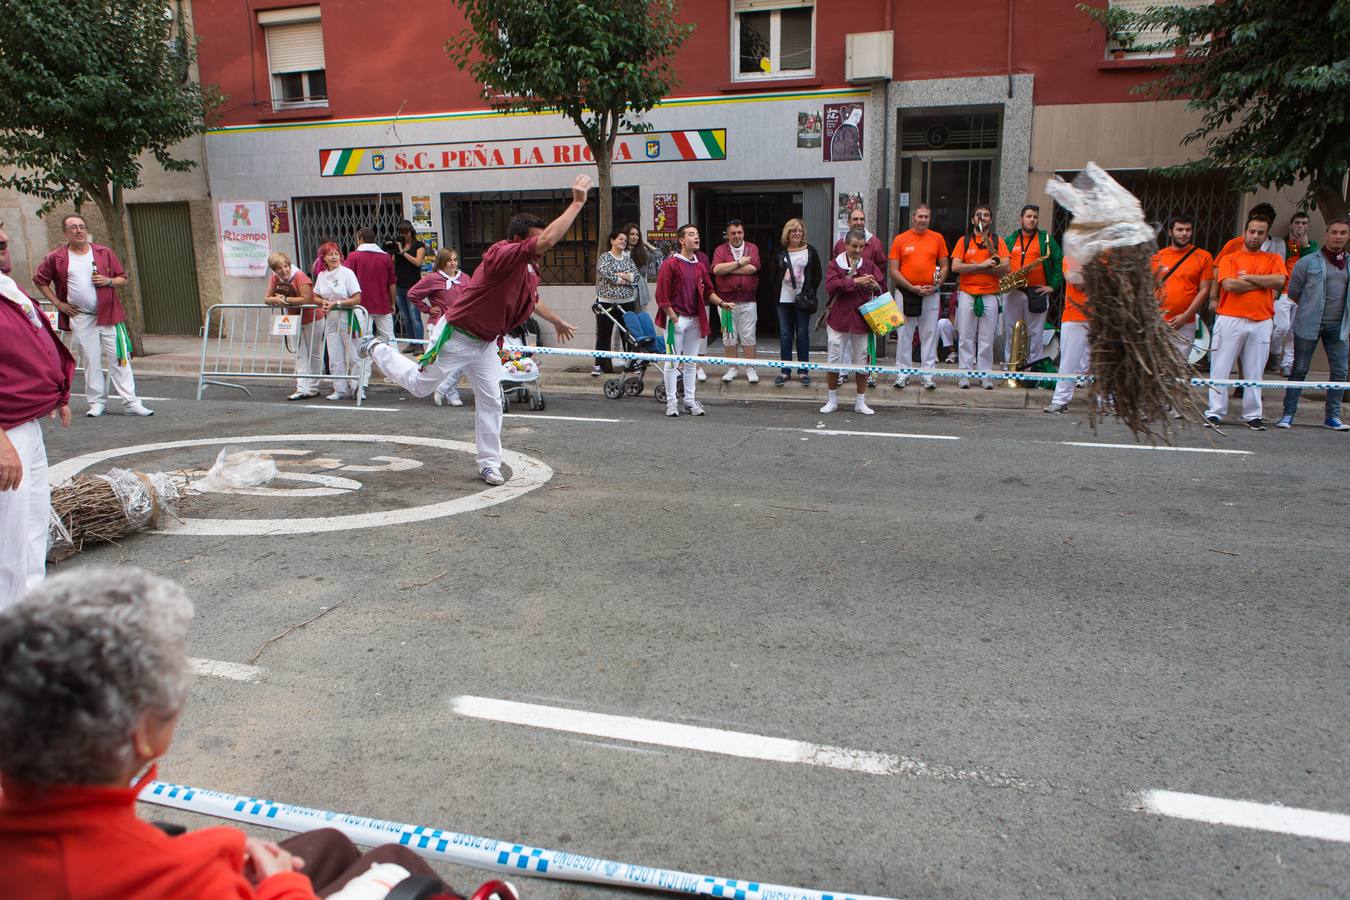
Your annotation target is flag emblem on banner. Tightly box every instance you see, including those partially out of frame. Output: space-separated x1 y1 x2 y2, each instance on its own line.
320 148 367 177
668 130 726 161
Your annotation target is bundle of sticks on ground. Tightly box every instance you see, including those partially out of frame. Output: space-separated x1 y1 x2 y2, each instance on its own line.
1047 163 1201 442
48 470 192 563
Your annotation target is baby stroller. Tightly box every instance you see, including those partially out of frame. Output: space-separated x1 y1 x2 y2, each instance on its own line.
592 304 682 404
499 322 545 412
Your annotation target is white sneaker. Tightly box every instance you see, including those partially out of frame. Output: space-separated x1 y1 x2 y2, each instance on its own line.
854 398 875 415
981 379 995 390
480 467 506 486
746 368 759 383
893 376 908 389
958 378 971 389
819 398 838 414
86 404 105 418
591 365 603 377
665 402 680 417
433 390 445 407
922 376 937 390
685 400 705 416
722 366 738 382
326 391 348 401
124 403 154 417
447 394 464 407
696 367 708 382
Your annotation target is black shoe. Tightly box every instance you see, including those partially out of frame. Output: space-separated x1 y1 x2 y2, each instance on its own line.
773 372 789 386
1246 418 1267 431
1203 415 1221 428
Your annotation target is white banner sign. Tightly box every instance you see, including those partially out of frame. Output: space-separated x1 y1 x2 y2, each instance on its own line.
271 312 300 336
217 201 270 277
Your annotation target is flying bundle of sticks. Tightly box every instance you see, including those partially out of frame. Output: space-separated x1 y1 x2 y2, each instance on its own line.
1047 164 1201 442
48 469 192 563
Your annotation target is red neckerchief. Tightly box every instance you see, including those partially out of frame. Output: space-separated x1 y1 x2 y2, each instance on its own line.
1323 246 1347 270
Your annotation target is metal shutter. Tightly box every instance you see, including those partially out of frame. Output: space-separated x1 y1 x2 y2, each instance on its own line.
733 0 814 11
265 21 325 74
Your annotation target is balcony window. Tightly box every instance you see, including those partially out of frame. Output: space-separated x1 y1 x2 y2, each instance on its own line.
1107 0 1209 59
734 1 814 81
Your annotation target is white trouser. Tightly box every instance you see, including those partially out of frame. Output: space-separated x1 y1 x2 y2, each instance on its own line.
1207 314 1273 422
664 316 701 403
369 312 395 342
1002 288 1049 363
895 292 940 371
372 333 504 470
324 310 360 398
1272 296 1296 369
956 292 1002 375
70 313 137 406
436 368 466 400
1051 320 1091 407
0 420 49 609
936 317 956 354
294 320 325 394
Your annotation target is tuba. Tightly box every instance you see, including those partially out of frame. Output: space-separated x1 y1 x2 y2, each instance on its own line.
1005 320 1029 388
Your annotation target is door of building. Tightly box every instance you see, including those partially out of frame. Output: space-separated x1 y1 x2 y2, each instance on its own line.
293 195 405 270
127 202 201 335
901 156 997 258
691 182 831 338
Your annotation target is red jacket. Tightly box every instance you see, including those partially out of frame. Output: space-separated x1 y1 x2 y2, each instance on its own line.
654 254 718 338
407 271 464 324
0 281 75 430
824 254 884 335
832 234 888 276
0 768 318 900
32 243 129 331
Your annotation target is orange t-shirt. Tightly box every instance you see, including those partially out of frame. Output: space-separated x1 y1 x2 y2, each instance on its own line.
1062 259 1089 323
1007 230 1047 287
888 229 949 290
1216 250 1286 321
1151 244 1215 320
951 234 1012 295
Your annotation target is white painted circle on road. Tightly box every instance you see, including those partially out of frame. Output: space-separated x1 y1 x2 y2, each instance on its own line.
48 433 553 536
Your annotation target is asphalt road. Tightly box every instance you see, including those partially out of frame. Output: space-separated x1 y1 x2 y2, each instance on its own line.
41 374 1350 899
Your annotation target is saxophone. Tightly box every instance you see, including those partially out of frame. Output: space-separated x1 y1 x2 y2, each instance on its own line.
998 260 1043 293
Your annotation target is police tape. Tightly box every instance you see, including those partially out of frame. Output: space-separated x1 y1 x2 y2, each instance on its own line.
141 781 897 900
514 345 1350 394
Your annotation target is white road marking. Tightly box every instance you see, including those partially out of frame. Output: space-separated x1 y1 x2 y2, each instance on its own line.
450 696 1031 789
188 657 265 683
49 434 552 536
1140 790 1350 843
1060 441 1252 456
769 427 960 441
299 405 400 412
504 413 628 423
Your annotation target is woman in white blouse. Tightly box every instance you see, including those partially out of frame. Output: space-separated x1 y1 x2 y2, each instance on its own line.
312 241 363 401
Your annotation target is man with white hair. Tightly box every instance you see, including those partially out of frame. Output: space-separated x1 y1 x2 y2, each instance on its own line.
0 223 74 608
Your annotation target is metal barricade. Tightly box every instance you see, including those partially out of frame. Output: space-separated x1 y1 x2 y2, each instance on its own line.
196 304 372 405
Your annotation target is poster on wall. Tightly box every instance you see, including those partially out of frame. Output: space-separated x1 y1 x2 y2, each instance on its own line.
837 193 864 241
217 201 270 277
411 195 432 228
267 201 290 234
651 192 679 242
797 111 822 149
416 231 438 275
822 103 864 163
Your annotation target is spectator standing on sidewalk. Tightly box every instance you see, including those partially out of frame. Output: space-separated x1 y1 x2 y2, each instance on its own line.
0 223 73 608
888 204 949 390
1278 218 1350 430
593 230 639 375
345 227 396 344
33 215 152 417
820 229 883 416
261 252 320 401
391 220 427 348
711 220 761 383
771 218 821 387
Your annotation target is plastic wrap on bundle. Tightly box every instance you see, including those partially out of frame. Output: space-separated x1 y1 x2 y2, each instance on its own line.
97 468 183 531
47 507 74 558
1045 162 1155 264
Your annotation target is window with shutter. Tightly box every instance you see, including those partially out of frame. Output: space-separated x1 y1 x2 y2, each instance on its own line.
259 6 328 110
731 1 814 81
1107 0 1209 58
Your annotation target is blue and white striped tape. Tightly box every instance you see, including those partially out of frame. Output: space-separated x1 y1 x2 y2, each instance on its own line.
517 345 1350 394
141 780 897 900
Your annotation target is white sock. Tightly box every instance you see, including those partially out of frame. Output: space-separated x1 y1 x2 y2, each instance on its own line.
826 389 837 403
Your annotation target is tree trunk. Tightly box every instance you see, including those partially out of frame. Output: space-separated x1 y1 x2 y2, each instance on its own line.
1312 177 1348 223
596 149 613 261
89 183 147 356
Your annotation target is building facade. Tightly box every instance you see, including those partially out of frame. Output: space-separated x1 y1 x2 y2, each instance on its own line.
92 1 1326 340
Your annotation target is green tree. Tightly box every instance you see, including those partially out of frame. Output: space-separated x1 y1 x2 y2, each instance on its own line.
448 0 692 244
0 0 221 351
1086 1 1350 220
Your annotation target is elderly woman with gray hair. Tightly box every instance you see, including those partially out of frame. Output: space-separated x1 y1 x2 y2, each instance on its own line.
0 567 473 899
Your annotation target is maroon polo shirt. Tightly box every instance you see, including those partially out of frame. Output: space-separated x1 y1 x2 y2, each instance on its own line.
343 247 396 316
32 243 129 331
1 284 74 429
711 241 761 303
440 236 541 340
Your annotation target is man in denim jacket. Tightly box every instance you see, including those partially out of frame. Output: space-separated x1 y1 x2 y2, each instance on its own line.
1277 218 1350 430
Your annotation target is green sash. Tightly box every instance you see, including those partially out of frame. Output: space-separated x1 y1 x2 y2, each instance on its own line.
114 322 133 366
